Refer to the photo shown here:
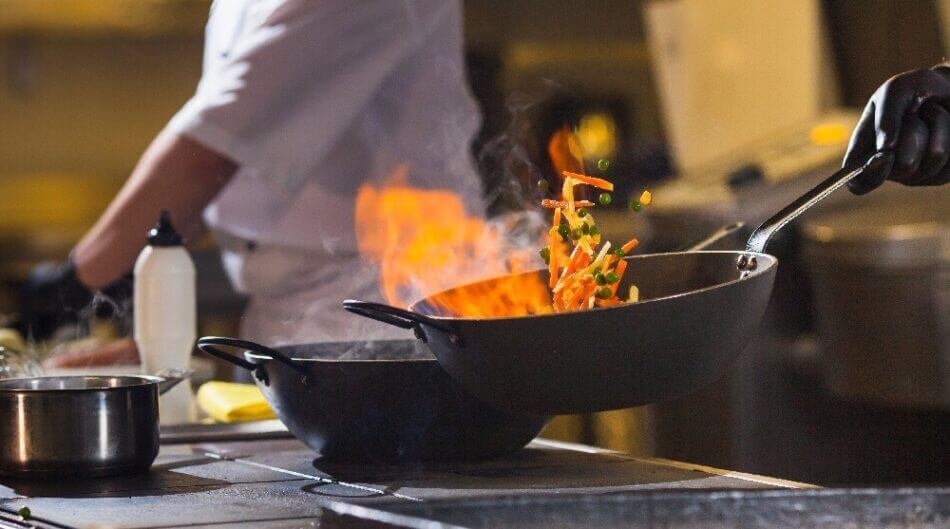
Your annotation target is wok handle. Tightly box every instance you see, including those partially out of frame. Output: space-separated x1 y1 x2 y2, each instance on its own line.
342 300 453 335
745 151 894 254
196 336 308 382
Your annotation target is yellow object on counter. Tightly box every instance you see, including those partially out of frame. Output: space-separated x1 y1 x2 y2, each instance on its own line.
196 381 276 423
0 329 27 352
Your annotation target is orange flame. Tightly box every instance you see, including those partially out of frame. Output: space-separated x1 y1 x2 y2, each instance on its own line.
547 125 584 198
355 166 550 318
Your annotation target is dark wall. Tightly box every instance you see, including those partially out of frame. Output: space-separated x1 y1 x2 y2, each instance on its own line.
823 0 946 105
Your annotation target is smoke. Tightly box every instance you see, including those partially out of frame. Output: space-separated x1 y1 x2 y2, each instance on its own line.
242 79 576 360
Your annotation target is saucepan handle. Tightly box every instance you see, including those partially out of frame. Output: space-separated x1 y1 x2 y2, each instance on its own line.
154 368 193 395
196 336 308 384
342 300 454 335
745 151 894 254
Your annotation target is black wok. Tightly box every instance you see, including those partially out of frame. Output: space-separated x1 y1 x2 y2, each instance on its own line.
195 338 550 463
344 153 894 415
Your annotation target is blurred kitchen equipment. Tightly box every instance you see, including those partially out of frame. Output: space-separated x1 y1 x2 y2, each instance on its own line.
344 153 892 415
196 338 550 464
0 331 41 379
644 0 834 173
0 346 41 379
0 369 189 478
134 210 197 425
803 187 950 408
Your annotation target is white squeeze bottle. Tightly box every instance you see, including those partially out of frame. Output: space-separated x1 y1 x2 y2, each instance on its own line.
134 210 197 425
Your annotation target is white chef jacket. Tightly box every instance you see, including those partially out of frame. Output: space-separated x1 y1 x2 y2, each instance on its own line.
166 0 484 344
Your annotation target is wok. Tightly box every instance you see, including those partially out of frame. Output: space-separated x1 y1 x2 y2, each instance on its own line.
195 338 550 463
344 152 894 415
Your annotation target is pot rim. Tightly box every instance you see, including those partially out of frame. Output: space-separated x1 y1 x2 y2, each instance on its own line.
0 375 162 393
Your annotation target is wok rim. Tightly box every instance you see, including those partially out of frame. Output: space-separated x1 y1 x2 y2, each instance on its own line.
244 339 438 364
407 250 778 323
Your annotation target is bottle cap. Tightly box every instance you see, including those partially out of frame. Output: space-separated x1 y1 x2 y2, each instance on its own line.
147 210 183 247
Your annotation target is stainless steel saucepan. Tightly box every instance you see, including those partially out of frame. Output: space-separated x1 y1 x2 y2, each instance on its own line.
0 369 190 478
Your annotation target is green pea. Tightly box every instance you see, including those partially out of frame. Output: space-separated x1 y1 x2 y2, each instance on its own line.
571 228 583 240
596 287 614 299
597 158 610 171
581 224 590 235
577 208 588 218
605 272 619 284
595 273 608 286
17 507 30 520
537 179 549 192
630 201 643 212
592 266 602 276
589 225 600 236
614 249 625 258
539 247 551 264
599 192 612 206
557 225 570 238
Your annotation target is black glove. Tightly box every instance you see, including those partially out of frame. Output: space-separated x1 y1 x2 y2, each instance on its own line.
19 257 132 340
844 66 950 194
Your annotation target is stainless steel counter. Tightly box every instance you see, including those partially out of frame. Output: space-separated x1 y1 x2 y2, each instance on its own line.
0 431 944 528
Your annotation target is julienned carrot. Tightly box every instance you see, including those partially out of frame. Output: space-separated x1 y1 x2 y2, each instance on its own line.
621 238 640 255
595 298 623 308
562 171 614 191
567 280 595 311
541 199 595 209
610 260 628 296
548 208 563 288
564 246 591 277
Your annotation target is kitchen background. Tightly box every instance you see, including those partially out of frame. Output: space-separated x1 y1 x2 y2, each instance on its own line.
0 0 947 486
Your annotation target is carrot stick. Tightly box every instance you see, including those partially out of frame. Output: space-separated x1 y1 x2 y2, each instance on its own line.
541 199 595 209
548 228 560 289
595 298 623 308
577 283 598 311
567 280 595 311
561 171 614 191
564 245 591 276
621 238 640 255
610 260 628 295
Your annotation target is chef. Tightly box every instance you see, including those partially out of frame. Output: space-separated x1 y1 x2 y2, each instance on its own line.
22 0 484 366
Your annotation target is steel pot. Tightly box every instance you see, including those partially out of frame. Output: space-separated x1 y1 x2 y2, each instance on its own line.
0 369 189 478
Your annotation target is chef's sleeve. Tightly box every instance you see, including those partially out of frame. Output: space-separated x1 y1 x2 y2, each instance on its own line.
167 0 428 195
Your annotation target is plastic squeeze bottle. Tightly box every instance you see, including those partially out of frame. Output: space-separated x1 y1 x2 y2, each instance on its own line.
134 210 197 425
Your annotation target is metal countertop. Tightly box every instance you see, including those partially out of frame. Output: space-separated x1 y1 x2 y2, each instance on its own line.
0 433 944 528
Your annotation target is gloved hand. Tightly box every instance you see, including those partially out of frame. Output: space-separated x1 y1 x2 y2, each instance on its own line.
19 257 132 340
844 66 950 194
19 257 93 340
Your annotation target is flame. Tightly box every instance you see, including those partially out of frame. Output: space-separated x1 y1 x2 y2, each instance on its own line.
355 166 550 318
547 125 584 198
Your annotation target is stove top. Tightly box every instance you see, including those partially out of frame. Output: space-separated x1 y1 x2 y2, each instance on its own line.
0 434 944 528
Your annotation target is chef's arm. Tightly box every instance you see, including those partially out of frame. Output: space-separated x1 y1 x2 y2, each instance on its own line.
19 129 235 340
72 129 237 289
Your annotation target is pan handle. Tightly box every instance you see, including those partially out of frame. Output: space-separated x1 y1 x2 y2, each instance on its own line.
746 151 894 254
196 336 308 385
342 299 454 339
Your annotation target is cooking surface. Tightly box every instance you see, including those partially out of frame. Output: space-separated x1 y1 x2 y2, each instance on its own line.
0 436 816 528
0 431 945 528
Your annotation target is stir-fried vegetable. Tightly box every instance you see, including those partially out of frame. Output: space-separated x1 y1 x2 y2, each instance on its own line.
542 171 651 312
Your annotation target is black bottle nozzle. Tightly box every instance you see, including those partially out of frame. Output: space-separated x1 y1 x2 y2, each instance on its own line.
147 209 183 247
